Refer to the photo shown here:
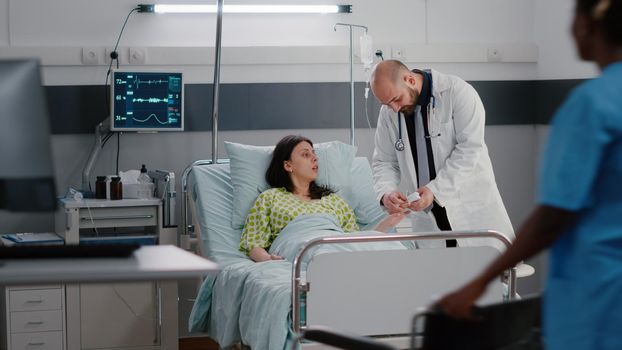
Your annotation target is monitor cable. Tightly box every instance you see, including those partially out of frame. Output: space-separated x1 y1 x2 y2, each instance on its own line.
101 131 114 148
104 6 139 118
101 6 138 177
116 132 121 175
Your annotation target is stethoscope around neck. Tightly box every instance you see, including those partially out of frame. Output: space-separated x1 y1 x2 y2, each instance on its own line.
395 95 440 152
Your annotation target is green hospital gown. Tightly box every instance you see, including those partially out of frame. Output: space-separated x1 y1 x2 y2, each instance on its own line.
239 187 359 254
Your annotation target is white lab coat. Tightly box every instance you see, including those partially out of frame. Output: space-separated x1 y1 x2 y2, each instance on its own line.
372 69 514 250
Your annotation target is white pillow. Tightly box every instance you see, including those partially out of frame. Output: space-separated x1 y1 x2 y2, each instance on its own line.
225 141 357 229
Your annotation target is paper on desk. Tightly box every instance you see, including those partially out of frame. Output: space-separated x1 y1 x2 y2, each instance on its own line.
119 169 140 184
2 232 64 244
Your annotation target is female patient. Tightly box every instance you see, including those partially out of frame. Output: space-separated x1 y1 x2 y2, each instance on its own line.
240 135 359 262
239 135 359 262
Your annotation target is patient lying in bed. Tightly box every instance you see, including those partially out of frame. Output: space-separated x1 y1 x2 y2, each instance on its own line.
239 135 404 262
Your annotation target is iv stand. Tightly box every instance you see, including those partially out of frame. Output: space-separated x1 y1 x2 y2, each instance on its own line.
211 0 224 164
334 23 368 146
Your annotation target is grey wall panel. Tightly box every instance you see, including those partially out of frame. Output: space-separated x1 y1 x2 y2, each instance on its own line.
471 81 537 125
44 80 585 134
535 79 583 124
47 85 108 134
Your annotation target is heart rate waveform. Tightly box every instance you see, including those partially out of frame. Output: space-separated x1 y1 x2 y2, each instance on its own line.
132 97 169 103
130 77 169 90
132 113 170 125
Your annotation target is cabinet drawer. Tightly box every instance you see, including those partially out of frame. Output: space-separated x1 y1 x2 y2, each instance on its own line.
11 331 64 350
10 310 63 333
9 289 62 311
79 206 157 228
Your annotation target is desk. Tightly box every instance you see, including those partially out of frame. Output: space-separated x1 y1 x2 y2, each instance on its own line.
0 245 218 285
0 246 217 350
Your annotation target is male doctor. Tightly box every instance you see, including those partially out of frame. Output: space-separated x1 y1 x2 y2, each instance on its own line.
370 60 514 249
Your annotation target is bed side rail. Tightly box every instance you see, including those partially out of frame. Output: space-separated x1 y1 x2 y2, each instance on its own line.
291 230 515 334
180 159 229 249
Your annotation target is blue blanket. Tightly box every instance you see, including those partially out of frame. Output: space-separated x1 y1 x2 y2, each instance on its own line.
190 214 405 350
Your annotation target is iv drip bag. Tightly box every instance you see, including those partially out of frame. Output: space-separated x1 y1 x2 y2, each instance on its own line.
359 33 373 69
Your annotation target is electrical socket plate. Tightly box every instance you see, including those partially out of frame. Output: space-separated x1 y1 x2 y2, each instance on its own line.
129 47 147 64
81 47 100 65
487 47 503 62
391 47 404 59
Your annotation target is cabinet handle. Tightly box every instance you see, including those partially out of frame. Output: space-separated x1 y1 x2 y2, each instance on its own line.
80 214 154 221
26 298 43 303
27 341 46 346
27 320 44 325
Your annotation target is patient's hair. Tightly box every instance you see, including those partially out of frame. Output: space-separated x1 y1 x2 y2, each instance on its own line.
266 135 334 199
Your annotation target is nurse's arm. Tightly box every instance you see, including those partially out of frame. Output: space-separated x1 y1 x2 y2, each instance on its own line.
436 205 576 319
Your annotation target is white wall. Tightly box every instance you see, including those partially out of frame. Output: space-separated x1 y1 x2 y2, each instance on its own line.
534 0 599 79
1 0 541 227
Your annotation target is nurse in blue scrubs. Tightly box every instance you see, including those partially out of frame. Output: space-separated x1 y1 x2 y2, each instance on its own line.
437 0 622 349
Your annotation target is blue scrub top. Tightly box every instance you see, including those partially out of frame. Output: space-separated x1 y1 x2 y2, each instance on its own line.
538 61 622 350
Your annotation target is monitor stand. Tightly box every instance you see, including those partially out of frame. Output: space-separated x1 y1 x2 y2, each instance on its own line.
82 116 111 195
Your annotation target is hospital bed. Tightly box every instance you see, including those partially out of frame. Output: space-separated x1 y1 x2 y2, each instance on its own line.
182 155 517 349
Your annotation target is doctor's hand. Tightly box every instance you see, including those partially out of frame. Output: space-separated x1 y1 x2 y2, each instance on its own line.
409 186 434 211
382 191 409 214
436 277 487 319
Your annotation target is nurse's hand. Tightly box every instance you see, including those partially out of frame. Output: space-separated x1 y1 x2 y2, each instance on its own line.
436 278 487 319
410 186 434 211
382 191 409 214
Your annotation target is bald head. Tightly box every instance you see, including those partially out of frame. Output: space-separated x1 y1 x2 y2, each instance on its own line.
370 60 411 89
370 60 420 114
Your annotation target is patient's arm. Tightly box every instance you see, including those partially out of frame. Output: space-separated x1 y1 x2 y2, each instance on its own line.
374 212 408 233
249 247 283 262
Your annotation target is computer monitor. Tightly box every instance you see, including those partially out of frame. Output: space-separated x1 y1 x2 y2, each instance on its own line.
0 59 57 212
110 70 184 132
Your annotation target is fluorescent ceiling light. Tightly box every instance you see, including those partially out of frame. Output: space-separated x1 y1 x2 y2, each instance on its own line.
138 4 352 14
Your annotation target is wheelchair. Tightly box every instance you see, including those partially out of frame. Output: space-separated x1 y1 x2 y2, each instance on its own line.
299 295 542 350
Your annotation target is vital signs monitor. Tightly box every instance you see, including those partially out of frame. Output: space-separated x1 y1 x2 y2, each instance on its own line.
111 70 184 131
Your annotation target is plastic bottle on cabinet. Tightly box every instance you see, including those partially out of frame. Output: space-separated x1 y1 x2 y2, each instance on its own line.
137 164 153 199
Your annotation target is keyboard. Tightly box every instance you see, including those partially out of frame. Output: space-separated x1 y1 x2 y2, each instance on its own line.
0 244 140 259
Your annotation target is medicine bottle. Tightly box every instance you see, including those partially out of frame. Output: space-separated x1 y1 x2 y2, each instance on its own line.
95 176 107 199
137 164 152 199
110 177 123 200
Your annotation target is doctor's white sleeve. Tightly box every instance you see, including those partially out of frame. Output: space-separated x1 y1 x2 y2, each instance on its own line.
426 81 486 207
372 110 401 203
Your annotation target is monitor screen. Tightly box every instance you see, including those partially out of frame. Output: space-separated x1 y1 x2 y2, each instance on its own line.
0 59 57 212
111 71 184 132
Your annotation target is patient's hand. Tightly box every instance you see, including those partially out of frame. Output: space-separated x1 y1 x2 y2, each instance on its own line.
374 212 408 233
249 247 284 262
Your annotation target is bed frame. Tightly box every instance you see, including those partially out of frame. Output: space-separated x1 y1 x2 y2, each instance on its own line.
293 231 515 349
